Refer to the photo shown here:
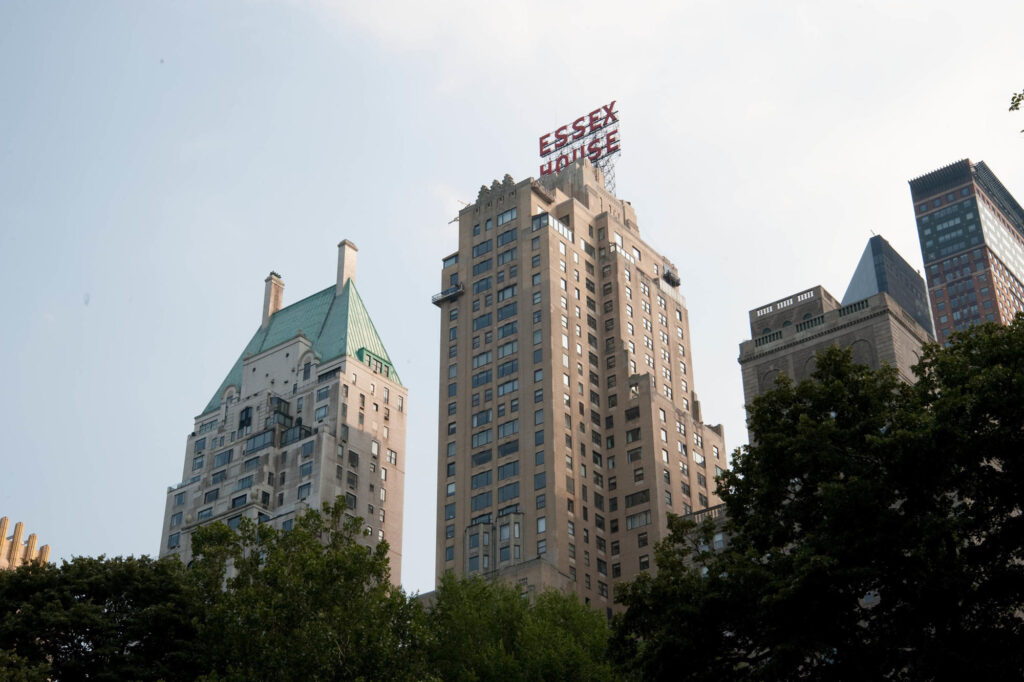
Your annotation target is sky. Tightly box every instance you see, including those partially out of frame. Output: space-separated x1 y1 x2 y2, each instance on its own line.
1 0 1021 594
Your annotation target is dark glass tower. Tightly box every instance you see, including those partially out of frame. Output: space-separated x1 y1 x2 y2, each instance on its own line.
910 160 1024 345
842 235 933 334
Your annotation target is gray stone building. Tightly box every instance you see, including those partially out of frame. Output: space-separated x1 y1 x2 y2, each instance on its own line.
160 241 408 579
738 236 933 418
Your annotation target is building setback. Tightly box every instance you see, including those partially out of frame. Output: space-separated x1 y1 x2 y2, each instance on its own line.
909 159 1024 345
738 236 933 413
433 160 727 613
0 517 50 570
160 241 408 578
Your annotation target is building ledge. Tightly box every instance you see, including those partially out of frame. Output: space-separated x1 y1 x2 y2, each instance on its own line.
432 282 465 307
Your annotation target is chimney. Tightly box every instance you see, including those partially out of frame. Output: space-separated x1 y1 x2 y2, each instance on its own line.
337 240 358 295
262 272 284 328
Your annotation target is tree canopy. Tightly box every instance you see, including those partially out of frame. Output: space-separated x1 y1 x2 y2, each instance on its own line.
190 500 426 681
1 501 615 681
613 317 1024 681
427 573 614 682
0 555 203 681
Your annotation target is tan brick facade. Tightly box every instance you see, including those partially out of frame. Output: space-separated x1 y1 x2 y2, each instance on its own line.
434 160 727 613
0 517 50 570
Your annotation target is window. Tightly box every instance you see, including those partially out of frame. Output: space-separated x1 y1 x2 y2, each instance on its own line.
471 470 493 489
472 239 493 258
298 483 311 500
205 489 219 503
232 494 247 508
497 419 519 438
625 489 650 507
300 461 313 477
497 481 519 502
497 208 518 226
213 449 233 467
167 532 180 549
626 510 651 529
471 311 491 329
498 460 519 479
497 302 517 321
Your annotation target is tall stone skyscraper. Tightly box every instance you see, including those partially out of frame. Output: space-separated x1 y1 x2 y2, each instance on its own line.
910 159 1024 345
161 241 408 579
433 160 726 612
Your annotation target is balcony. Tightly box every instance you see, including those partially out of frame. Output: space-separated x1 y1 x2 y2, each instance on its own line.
432 282 465 307
685 503 727 524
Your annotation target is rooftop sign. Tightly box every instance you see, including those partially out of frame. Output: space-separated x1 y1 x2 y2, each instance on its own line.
538 101 621 186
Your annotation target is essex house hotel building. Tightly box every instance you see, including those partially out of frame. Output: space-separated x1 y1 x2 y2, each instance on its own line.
433 159 727 613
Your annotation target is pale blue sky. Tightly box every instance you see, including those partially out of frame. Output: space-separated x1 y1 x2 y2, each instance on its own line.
1 0 1021 594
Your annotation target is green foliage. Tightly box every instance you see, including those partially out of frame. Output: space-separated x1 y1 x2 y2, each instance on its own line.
427 573 615 681
0 555 203 681
0 648 51 682
612 319 1024 681
1011 89 1023 131
192 499 429 681
0 503 620 680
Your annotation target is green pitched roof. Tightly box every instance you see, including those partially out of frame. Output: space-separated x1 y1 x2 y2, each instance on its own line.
201 279 400 416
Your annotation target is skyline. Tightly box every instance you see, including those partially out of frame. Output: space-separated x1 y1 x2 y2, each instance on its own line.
1 0 1021 594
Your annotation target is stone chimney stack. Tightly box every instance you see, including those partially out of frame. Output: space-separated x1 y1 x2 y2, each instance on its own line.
262 272 284 328
337 240 358 295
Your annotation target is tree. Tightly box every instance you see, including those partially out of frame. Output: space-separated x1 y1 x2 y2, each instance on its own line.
0 555 203 681
612 319 1024 681
0 648 51 682
191 500 429 681
427 573 616 681
1011 88 1023 131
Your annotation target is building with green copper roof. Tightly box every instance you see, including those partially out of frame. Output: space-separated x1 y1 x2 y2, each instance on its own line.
162 240 409 583
201 276 401 416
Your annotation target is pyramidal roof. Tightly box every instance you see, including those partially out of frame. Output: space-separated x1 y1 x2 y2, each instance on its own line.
201 279 399 415
841 235 933 334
